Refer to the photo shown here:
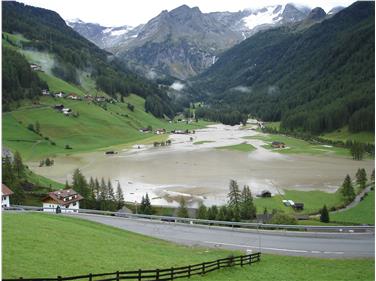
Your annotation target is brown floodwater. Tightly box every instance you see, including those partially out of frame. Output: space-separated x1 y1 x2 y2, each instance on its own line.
30 142 374 206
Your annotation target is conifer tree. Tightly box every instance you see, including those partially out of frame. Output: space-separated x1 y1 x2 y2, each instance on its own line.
177 197 189 218
240 185 256 220
320 205 330 223
197 203 208 219
341 174 355 203
115 182 125 210
356 168 367 190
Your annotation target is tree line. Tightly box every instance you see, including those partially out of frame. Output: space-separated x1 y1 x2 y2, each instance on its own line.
66 169 125 211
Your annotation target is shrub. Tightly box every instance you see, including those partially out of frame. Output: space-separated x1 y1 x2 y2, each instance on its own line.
269 212 297 225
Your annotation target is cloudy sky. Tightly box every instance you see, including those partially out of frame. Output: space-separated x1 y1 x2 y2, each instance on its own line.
17 0 357 26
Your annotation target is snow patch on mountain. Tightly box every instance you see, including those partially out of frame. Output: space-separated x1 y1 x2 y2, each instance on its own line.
242 6 283 29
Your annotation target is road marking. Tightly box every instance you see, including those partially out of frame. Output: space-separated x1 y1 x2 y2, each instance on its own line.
203 241 308 253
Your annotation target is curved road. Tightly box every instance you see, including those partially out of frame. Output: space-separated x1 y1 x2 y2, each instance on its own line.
67 213 374 258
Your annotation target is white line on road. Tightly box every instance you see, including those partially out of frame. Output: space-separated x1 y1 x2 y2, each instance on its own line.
203 241 344 255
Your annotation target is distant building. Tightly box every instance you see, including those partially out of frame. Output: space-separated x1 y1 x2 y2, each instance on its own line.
41 89 50 96
30 64 42 71
139 128 150 133
293 203 304 211
53 104 64 111
155 128 166 135
67 93 80 100
62 108 72 115
95 96 106 102
55 92 65 98
42 189 83 213
271 141 285 148
2 184 14 208
258 190 272 198
2 147 14 162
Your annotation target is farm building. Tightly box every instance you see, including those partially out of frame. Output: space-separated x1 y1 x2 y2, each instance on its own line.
271 141 285 148
155 128 166 135
43 189 83 213
41 89 50 96
67 93 80 100
2 184 13 208
259 190 272 198
55 92 65 98
30 64 42 71
62 108 72 115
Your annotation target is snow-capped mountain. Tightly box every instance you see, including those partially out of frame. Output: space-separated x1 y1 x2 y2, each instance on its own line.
66 19 143 49
68 3 342 80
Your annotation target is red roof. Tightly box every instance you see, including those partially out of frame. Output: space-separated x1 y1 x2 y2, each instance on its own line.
2 184 14 196
43 189 83 206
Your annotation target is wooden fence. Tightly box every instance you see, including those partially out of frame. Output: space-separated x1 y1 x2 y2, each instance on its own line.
3 252 261 281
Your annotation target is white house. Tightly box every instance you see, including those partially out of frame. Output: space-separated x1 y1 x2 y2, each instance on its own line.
2 184 14 208
43 189 83 213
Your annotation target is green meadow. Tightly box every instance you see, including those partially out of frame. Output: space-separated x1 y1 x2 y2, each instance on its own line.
3 213 374 280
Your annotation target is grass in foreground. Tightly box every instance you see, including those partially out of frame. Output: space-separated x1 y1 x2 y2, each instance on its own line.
3 213 374 281
216 143 256 153
331 190 375 225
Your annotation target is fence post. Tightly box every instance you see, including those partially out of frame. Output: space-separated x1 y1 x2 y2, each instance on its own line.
170 267 174 280
88 273 92 281
138 269 142 281
201 262 205 275
156 268 160 281
116 270 120 281
58 276 62 281
188 265 191 278
217 259 220 269
240 255 243 267
248 254 252 265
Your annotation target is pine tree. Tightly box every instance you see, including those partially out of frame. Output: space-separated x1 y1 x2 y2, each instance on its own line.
139 196 146 214
88 177 96 200
371 169 375 183
197 203 208 219
72 169 90 208
13 151 25 178
144 193 152 215
356 168 367 190
94 178 100 200
64 180 70 190
341 174 355 203
2 156 15 186
115 182 125 210
177 197 189 218
216 206 227 221
228 179 241 208
240 185 256 220
320 205 330 223
107 179 115 201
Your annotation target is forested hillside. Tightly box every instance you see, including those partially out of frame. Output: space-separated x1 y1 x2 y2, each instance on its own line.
2 1 174 117
191 1 374 134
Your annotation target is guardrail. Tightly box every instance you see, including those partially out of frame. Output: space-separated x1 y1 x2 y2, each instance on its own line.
2 252 261 281
7 205 375 233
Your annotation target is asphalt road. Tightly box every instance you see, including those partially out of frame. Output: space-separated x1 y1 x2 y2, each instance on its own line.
67 213 375 258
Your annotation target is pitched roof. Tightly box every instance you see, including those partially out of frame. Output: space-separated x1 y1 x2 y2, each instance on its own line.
43 189 83 206
2 184 14 196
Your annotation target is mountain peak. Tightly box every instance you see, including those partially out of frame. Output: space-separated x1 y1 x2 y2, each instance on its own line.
306 7 326 21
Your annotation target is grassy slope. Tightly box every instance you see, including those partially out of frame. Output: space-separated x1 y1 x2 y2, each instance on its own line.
322 127 375 144
3 94 210 160
254 190 345 215
3 213 374 280
331 190 375 225
245 135 350 157
216 143 256 153
38 72 86 96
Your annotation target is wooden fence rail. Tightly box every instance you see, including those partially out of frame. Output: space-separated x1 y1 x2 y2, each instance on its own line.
3 253 261 281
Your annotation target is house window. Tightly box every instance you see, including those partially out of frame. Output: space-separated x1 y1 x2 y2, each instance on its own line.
2 196 6 201
72 202 77 206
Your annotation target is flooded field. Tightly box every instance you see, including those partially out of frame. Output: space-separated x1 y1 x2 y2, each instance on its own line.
30 124 375 206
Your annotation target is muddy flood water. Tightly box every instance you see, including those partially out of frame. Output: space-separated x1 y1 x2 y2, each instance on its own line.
30 124 375 207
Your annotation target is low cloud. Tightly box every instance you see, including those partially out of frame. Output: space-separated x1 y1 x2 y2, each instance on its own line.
232 86 252 93
170 81 185 91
